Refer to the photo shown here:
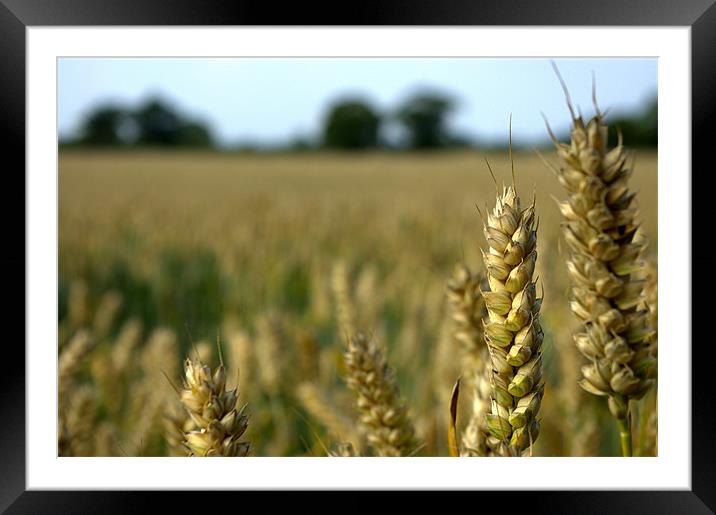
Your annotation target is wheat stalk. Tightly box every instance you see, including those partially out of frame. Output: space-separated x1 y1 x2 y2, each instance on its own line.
480 182 543 456
547 98 656 456
343 333 416 456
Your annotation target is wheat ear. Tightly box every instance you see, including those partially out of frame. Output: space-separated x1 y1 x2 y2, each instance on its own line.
446 264 493 456
549 110 656 456
179 357 250 456
343 333 416 456
447 264 488 367
481 184 544 456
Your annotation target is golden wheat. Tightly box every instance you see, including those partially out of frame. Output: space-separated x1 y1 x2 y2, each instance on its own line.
548 107 656 456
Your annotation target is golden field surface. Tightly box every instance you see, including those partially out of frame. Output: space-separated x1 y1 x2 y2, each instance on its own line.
58 149 658 457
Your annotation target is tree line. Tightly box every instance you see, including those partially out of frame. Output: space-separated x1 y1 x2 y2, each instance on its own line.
62 92 657 151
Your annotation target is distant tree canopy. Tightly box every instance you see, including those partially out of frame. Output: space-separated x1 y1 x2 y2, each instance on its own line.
322 99 381 150
65 92 657 152
607 99 657 148
396 92 456 150
75 98 213 148
81 106 131 146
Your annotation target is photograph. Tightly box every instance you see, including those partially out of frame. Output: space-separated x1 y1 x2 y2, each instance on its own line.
56 56 659 459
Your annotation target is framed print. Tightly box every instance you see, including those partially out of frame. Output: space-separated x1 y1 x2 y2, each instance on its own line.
2 0 714 512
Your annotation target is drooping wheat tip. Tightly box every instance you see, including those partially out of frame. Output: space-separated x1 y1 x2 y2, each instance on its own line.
343 333 416 457
481 183 544 456
549 108 656 450
179 357 250 456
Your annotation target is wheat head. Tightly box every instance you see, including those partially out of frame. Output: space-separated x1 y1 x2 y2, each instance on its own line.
343 333 416 456
179 357 250 456
481 184 543 456
549 110 656 453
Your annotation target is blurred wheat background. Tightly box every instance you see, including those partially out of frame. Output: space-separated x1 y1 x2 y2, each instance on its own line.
58 148 657 457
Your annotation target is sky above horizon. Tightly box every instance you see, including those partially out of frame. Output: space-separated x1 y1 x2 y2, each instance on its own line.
58 58 657 147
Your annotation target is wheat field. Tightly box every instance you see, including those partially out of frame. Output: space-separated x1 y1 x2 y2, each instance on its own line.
58 148 657 457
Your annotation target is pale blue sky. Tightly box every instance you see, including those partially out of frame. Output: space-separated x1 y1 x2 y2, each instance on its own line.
58 58 657 147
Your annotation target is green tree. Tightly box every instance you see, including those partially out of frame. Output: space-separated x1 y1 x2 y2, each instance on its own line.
396 92 456 149
176 122 213 147
607 99 657 148
132 98 213 147
134 98 184 146
80 106 130 145
323 99 380 150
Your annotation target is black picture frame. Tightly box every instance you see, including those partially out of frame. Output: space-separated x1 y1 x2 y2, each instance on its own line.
2 1 713 512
